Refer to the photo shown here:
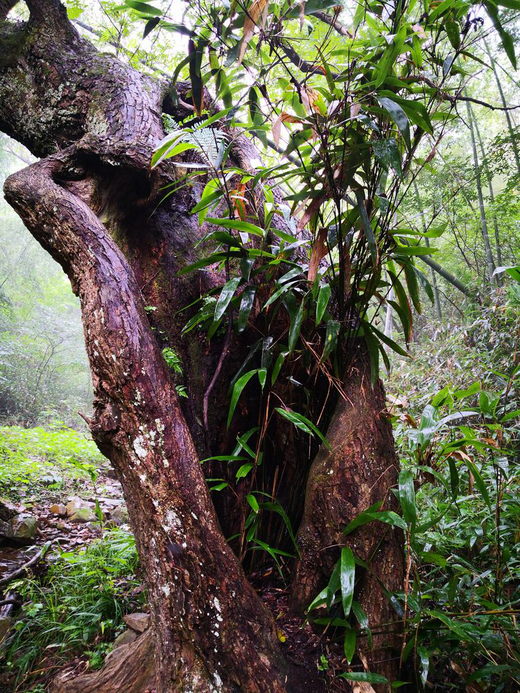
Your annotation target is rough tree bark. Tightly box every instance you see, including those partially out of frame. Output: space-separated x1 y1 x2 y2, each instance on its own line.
293 342 402 680
0 2 403 690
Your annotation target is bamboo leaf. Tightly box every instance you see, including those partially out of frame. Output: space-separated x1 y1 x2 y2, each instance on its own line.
227 369 258 428
377 96 411 149
215 277 241 321
340 547 355 618
238 286 256 332
398 469 417 526
316 284 331 325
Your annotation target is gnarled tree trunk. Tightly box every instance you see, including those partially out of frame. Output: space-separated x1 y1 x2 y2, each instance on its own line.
0 2 403 690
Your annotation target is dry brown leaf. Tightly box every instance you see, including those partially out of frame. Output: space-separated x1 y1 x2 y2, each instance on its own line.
350 101 361 118
298 194 327 231
281 112 303 123
238 0 269 65
352 684 377 693
307 227 328 282
273 112 303 148
301 86 321 114
272 115 282 148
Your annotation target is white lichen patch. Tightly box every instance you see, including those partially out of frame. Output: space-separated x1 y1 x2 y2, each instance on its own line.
133 435 147 459
163 509 183 534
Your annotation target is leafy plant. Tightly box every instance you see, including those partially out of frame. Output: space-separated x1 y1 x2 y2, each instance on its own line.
0 424 104 499
1 529 143 689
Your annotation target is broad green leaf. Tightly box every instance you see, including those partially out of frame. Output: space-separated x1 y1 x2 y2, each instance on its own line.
373 138 402 177
340 547 355 618
322 320 340 362
339 672 389 683
275 408 330 448
271 351 287 386
344 629 356 664
484 1 516 68
287 297 305 353
246 493 259 512
377 96 411 149
238 286 256 332
152 140 197 168
465 459 491 508
215 277 241 321
123 0 162 15
227 369 258 428
206 218 265 237
236 462 254 480
398 469 416 526
355 189 378 265
316 284 331 325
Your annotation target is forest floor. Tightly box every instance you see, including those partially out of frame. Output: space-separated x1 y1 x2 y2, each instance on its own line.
0 428 350 693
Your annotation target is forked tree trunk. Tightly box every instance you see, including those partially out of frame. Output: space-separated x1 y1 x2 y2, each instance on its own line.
0 1 402 690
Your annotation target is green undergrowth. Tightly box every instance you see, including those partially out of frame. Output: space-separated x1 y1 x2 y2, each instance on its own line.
0 424 105 500
0 529 144 690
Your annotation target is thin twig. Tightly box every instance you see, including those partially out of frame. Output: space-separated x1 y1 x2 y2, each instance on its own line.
0 541 53 586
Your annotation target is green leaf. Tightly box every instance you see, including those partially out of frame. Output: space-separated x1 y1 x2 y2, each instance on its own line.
373 138 402 177
484 1 516 69
316 284 331 325
238 286 256 332
271 351 287 386
246 494 259 513
123 0 162 15
339 672 389 683
287 297 306 353
152 140 197 168
227 370 258 428
189 38 205 116
340 547 355 618
236 462 254 480
143 16 160 37
344 508 407 534
445 16 461 50
465 459 491 508
275 408 330 448
398 469 416 526
215 277 241 321
206 218 265 237
344 629 356 664
377 96 411 149
355 189 378 265
322 320 340 362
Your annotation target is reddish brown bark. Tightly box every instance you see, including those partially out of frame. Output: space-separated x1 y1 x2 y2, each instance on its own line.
293 341 403 682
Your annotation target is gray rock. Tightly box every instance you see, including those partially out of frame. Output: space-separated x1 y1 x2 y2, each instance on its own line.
110 503 129 525
123 612 150 633
66 497 92 517
69 507 96 523
0 519 10 539
8 514 38 544
113 628 138 648
0 498 19 521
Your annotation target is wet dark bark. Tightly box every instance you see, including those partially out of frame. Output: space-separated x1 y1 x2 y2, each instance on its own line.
0 1 403 689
